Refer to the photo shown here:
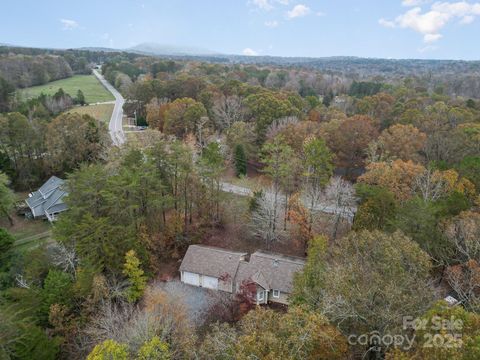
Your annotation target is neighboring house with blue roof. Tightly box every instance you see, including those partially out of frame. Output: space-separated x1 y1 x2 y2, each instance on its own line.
25 176 68 222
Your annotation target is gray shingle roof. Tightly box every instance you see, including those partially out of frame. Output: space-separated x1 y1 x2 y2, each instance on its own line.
25 176 68 218
179 245 247 280
180 245 306 294
236 251 305 293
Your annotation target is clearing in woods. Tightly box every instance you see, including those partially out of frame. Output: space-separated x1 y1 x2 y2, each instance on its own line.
21 74 115 103
68 103 114 123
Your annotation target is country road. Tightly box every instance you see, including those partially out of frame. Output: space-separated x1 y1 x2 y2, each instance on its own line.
93 69 125 146
220 182 356 220
91 69 355 220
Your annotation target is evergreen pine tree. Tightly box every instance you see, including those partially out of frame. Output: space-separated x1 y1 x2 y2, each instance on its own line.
234 144 247 177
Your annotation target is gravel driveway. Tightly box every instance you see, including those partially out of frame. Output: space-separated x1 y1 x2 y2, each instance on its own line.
154 280 234 326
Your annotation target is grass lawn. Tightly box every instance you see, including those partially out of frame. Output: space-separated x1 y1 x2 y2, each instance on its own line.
1 214 52 251
68 103 114 123
21 75 115 103
0 193 53 251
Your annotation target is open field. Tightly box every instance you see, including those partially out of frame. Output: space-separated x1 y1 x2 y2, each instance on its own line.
21 75 115 103
68 103 114 123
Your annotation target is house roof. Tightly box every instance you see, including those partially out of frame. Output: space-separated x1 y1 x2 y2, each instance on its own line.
25 176 68 218
179 245 247 280
38 176 64 197
236 251 305 293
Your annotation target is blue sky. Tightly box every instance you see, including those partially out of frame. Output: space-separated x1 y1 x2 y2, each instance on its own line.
1 0 479 59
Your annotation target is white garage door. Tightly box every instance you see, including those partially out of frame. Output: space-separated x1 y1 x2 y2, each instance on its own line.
183 272 200 286
202 276 219 290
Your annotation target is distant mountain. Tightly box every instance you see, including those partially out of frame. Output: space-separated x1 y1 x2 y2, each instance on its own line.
129 42 219 56
77 46 124 53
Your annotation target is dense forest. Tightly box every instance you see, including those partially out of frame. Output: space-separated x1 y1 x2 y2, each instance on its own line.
0 46 480 359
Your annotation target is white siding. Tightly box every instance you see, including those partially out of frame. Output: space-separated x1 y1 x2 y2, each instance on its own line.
183 271 200 286
202 276 219 290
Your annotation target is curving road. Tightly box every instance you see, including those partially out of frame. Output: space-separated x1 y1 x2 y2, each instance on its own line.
93 70 125 146
92 68 355 219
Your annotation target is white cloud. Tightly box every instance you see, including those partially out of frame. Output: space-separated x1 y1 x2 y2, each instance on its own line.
251 0 273 10
60 19 79 30
265 20 279 27
380 1 480 42
424 33 443 42
460 14 475 23
286 4 311 19
419 44 438 52
243 48 259 56
402 0 431 6
316 11 326 17
250 0 290 11
379 18 396 28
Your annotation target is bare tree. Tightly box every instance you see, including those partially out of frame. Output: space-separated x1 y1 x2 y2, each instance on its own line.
265 116 299 140
443 212 480 311
445 213 480 262
212 95 244 130
14 274 30 289
445 261 480 312
323 177 356 240
83 285 196 357
251 189 285 250
83 299 136 348
48 243 79 278
414 168 447 202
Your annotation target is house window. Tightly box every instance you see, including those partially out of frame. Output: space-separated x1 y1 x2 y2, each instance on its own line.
257 291 265 302
273 290 280 298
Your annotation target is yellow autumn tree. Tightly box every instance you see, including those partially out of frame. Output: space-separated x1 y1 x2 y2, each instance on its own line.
433 169 476 199
123 250 147 303
236 307 348 360
87 339 129 360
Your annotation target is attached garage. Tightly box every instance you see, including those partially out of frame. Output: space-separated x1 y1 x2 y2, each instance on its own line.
182 271 200 286
202 275 218 290
179 245 248 293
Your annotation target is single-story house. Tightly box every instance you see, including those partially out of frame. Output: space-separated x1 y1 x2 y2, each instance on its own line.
25 176 68 222
179 245 247 292
179 245 305 305
235 251 305 305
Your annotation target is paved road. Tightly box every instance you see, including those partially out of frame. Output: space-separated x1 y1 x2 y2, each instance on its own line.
90 69 355 219
93 70 125 146
220 182 356 220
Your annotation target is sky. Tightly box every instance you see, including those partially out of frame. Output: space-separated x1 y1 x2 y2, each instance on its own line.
1 0 479 60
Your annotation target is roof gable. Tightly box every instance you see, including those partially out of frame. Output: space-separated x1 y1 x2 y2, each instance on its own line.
38 176 65 198
180 245 305 293
25 176 67 217
236 251 305 293
179 245 247 280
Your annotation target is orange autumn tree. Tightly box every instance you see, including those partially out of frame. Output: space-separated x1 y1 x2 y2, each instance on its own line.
376 124 427 162
288 192 312 252
358 160 425 202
